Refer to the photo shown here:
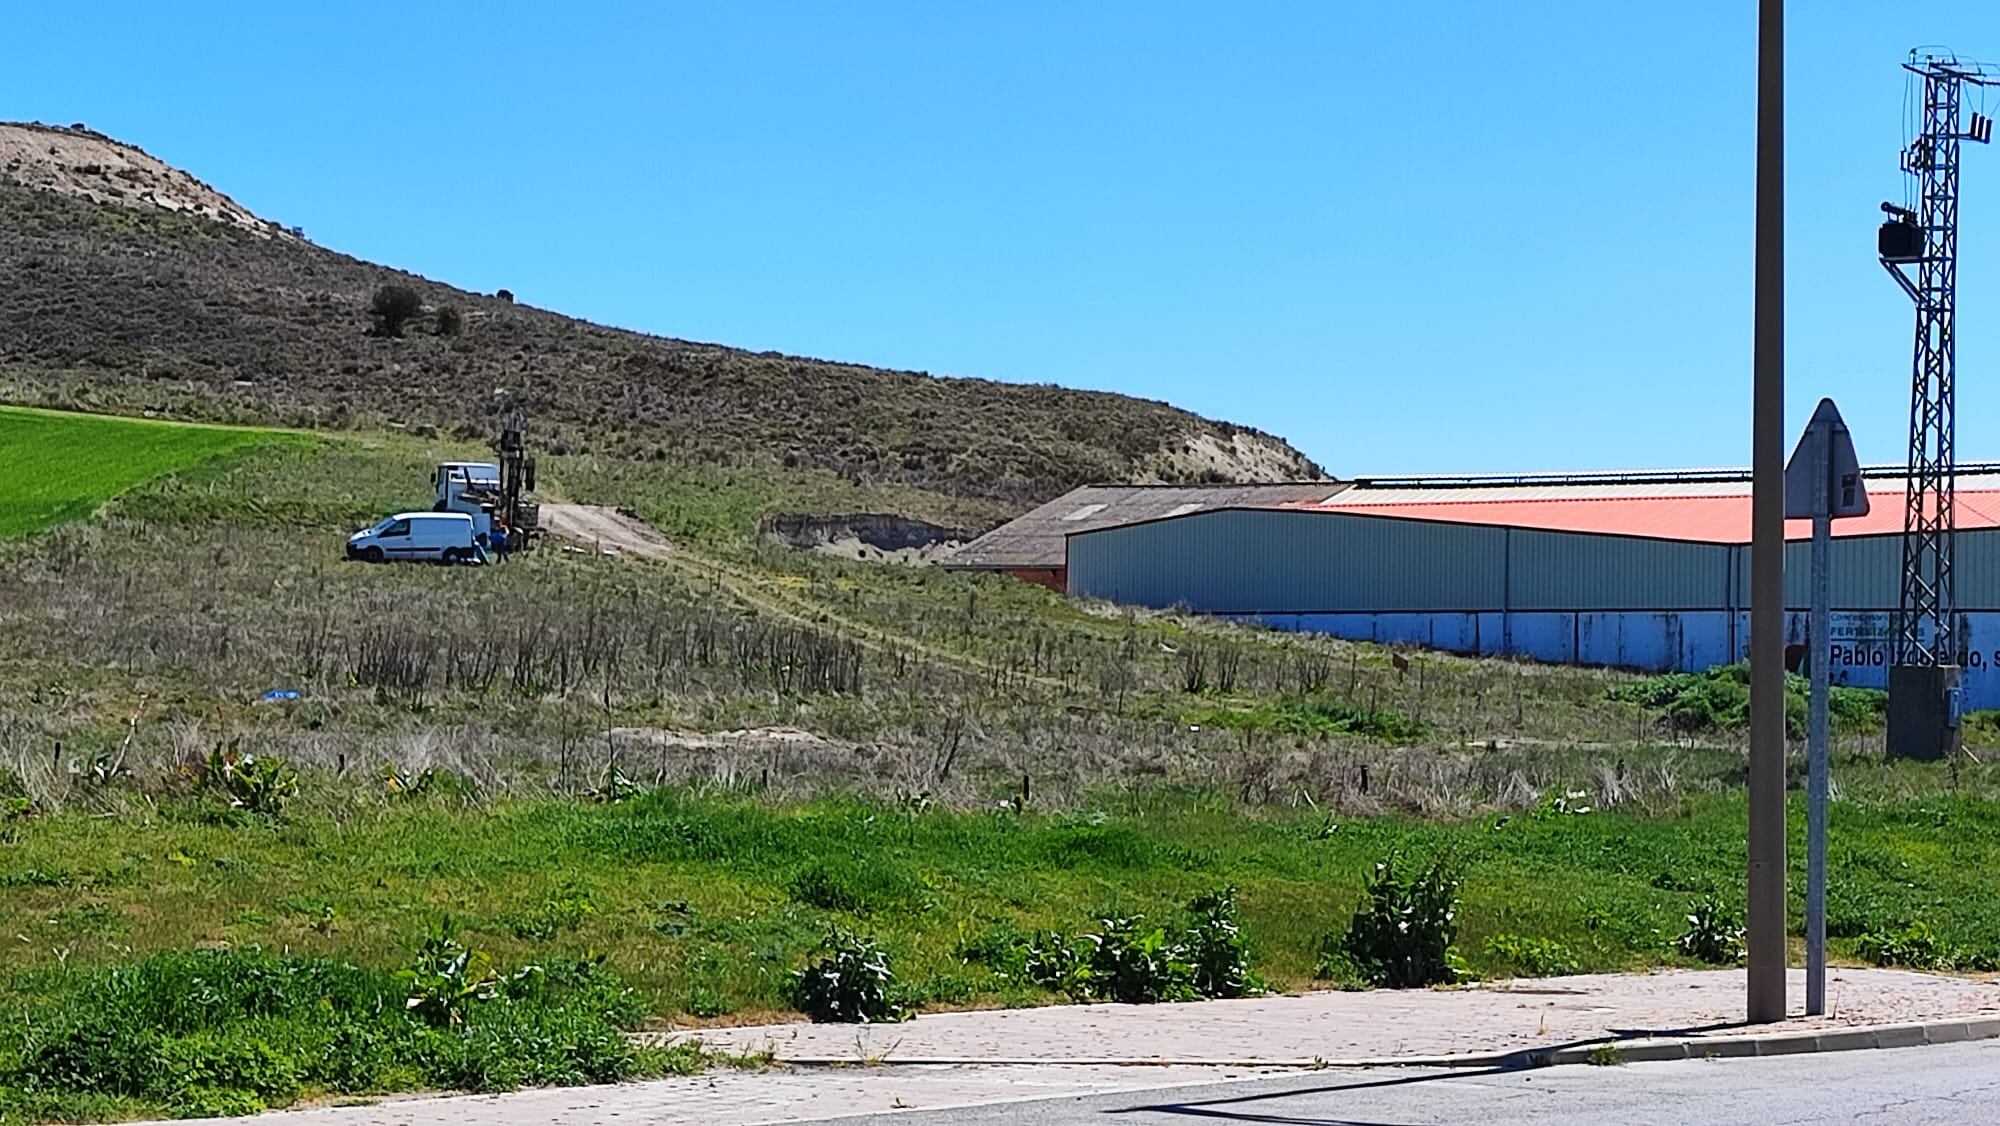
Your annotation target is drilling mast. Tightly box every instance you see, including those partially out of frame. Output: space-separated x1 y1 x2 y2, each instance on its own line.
1879 50 1994 757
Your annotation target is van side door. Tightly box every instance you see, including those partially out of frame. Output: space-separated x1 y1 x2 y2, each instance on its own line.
378 518 415 558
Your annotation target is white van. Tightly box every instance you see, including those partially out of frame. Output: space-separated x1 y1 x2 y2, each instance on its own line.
346 512 481 564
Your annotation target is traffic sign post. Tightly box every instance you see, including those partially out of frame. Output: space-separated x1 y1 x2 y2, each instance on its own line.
1784 398 1868 1017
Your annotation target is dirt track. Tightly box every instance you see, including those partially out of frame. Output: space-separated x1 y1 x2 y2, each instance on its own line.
538 503 673 558
538 504 1062 693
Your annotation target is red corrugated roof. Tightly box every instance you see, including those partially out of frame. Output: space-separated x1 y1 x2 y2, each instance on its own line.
1287 487 2000 544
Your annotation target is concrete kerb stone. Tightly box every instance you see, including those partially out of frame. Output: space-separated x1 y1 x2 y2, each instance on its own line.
692 1015 2000 1073
1536 1015 2000 1067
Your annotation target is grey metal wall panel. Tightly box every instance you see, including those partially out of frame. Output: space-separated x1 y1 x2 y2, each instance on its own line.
1958 530 2000 610
1735 532 2000 610
1070 513 2000 619
1775 535 1901 609
1505 530 1732 610
1067 509 1506 613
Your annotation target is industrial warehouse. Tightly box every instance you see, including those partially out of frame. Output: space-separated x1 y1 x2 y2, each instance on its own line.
946 467 2000 708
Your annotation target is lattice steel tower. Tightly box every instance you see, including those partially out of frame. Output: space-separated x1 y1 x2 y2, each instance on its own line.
1880 51 1994 670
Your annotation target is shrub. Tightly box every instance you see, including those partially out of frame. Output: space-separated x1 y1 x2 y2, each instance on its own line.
1335 855 1463 988
1183 887 1257 999
435 304 464 336
789 929 906 1024
1674 897 1745 965
1607 664 1887 737
1083 915 1196 1004
495 288 514 302
369 283 423 338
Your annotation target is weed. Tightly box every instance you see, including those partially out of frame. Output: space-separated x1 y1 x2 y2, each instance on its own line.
789 929 906 1024
1855 921 1953 970
1481 934 1579 977
1083 915 1196 1004
1334 855 1464 988
398 932 499 1028
1023 930 1093 998
2 947 667 1117
504 887 596 941
194 743 297 819
1674 898 1745 965
1585 1043 1624 1066
384 764 478 801
1183 887 1259 999
1532 789 1593 819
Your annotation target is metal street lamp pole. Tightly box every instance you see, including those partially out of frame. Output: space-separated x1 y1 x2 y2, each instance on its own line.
1748 0 1789 1025
1808 428 1832 1016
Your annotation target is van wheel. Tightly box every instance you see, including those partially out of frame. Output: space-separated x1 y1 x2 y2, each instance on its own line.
442 548 464 566
361 547 385 564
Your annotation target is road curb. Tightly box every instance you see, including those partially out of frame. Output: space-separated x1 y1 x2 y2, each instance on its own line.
683 1015 2000 1071
1537 1015 2000 1066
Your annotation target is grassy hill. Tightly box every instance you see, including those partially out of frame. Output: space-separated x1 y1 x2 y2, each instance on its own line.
0 123 1320 530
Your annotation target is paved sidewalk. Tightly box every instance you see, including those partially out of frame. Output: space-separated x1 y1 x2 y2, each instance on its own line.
683 967 2000 1064
168 1064 1285 1126
158 969 2000 1126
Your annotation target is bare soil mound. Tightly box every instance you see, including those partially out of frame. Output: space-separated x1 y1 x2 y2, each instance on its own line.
0 122 286 237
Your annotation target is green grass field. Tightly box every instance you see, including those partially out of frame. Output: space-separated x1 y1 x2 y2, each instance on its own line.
4 768 2000 1118
0 408 290 537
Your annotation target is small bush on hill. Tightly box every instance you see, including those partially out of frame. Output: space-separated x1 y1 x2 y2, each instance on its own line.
435 304 463 336
369 283 422 338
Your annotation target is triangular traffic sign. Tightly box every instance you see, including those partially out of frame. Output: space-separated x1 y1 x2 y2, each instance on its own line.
1784 398 1868 519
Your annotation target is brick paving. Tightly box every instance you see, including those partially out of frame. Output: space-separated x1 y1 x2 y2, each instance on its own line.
685 967 2000 1064
159 969 2000 1126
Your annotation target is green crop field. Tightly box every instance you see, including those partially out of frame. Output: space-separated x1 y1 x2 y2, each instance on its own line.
0 408 290 538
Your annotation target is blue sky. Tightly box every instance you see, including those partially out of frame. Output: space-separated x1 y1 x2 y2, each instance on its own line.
9 2 2000 475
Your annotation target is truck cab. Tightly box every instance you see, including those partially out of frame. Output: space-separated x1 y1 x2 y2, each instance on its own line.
433 461 500 537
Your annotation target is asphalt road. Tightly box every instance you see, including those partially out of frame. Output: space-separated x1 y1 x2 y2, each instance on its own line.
818 1040 2000 1126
